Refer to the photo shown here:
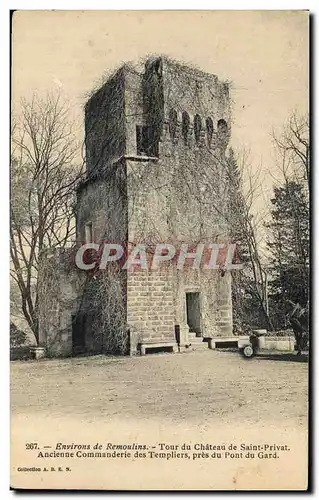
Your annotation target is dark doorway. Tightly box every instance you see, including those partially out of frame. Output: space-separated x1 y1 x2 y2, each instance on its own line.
186 292 201 336
72 313 86 355
136 125 159 157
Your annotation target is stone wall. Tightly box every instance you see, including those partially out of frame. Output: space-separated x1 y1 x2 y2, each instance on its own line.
162 57 230 127
123 57 233 345
125 58 232 244
85 67 126 176
38 57 234 357
76 160 127 245
68 56 234 355
127 265 176 354
75 160 128 354
38 249 85 357
77 268 128 355
263 336 295 352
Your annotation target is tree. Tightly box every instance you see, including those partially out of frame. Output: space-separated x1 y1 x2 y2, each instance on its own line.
266 181 309 327
10 93 83 345
267 112 310 328
226 148 273 331
272 112 309 193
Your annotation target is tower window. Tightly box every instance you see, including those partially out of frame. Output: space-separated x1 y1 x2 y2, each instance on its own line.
217 119 229 146
136 125 159 157
169 109 178 141
206 117 214 147
182 111 190 145
194 114 202 144
217 119 228 133
154 58 163 76
85 222 93 244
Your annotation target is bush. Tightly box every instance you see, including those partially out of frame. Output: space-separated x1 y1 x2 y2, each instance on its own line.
10 346 32 361
10 322 28 348
263 329 294 337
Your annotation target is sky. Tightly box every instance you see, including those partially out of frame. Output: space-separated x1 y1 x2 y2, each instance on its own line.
12 10 309 205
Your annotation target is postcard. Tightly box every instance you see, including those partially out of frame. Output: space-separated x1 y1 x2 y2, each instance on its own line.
10 10 309 490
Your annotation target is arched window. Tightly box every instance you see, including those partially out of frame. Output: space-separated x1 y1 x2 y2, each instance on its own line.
182 111 190 145
154 57 162 76
217 119 228 134
206 117 214 147
169 109 178 141
194 114 202 144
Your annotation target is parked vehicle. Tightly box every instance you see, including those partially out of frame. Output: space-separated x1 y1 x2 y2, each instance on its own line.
238 333 260 358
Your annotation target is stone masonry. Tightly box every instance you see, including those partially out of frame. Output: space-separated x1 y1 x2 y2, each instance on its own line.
39 56 234 356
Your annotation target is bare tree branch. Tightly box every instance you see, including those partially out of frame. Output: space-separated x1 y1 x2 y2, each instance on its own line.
11 92 85 344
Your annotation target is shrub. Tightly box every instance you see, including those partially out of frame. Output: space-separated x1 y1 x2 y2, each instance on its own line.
10 322 28 348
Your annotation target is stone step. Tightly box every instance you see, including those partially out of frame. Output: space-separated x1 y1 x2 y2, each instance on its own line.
138 341 178 356
189 337 208 346
188 331 202 338
189 341 209 351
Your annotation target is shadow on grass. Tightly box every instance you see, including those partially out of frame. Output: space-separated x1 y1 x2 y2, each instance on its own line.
256 352 308 363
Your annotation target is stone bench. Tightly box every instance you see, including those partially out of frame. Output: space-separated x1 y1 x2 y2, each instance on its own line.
138 341 178 356
207 335 295 352
264 336 295 352
207 337 240 349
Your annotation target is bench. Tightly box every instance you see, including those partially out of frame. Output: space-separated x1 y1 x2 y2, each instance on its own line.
138 341 178 356
207 337 242 349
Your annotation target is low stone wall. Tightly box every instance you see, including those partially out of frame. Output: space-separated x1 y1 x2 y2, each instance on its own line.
211 332 296 353
263 336 295 352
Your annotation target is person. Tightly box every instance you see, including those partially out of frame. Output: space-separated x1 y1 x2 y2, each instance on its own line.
286 300 309 355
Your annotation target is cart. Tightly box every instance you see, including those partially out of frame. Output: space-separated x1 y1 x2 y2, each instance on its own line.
238 333 260 358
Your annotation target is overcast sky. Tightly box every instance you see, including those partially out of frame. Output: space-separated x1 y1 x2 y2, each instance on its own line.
12 10 309 205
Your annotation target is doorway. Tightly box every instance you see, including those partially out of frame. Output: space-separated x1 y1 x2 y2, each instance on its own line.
186 292 201 336
72 313 86 355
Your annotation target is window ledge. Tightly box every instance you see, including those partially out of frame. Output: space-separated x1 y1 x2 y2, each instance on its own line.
125 155 159 162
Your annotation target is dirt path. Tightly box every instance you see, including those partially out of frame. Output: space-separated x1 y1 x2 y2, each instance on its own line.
11 349 308 427
11 350 309 490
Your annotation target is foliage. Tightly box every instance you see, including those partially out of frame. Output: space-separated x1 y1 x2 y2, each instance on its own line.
10 322 28 348
267 181 309 327
226 148 272 331
267 112 310 329
10 92 83 344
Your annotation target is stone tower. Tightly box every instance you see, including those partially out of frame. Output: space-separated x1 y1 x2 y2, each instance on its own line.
39 56 234 356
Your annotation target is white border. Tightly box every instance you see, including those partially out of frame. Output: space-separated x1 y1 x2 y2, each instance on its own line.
2 3 316 499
